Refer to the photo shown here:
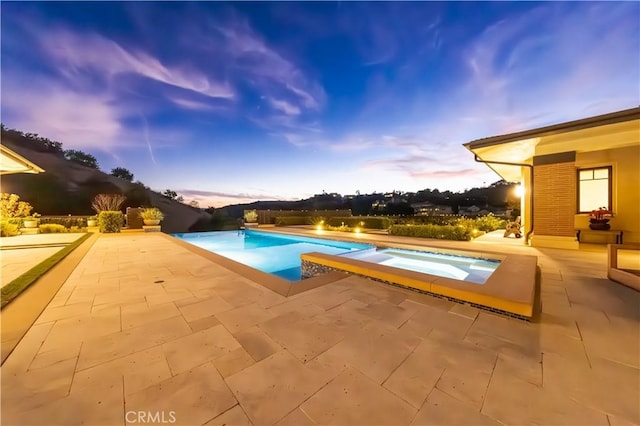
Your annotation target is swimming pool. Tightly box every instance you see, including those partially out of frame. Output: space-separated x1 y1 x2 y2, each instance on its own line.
339 248 499 284
172 230 373 281
173 230 499 283
172 229 535 319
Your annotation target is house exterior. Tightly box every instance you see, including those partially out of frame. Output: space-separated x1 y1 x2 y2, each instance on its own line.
0 145 45 175
411 202 454 216
465 107 640 249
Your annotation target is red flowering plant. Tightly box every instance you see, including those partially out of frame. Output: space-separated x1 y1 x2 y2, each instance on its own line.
589 207 613 221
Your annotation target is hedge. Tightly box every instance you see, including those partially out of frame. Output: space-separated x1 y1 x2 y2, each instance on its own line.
39 216 88 228
98 211 124 233
275 216 312 226
395 215 460 226
39 224 68 233
326 216 392 229
0 221 20 237
389 224 473 241
394 214 506 231
469 214 506 232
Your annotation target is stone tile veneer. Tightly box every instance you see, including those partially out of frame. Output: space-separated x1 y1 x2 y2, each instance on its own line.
301 259 531 321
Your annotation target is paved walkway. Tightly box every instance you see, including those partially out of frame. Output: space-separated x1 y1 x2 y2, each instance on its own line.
1 232 639 425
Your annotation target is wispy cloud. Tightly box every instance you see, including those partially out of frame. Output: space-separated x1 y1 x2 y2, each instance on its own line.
1 77 122 150
268 98 301 116
39 27 234 100
455 2 639 134
168 95 232 113
178 189 289 200
409 169 477 179
176 188 299 208
138 113 156 165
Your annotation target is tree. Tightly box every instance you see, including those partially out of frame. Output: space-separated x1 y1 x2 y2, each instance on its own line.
189 200 200 208
163 189 178 199
91 193 126 213
110 167 134 182
64 149 99 169
162 189 184 203
0 193 33 217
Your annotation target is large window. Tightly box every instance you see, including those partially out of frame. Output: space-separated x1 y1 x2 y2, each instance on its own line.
578 166 611 213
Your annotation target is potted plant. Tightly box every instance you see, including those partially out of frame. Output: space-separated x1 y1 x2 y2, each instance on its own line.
243 210 258 227
87 215 98 227
22 213 41 228
139 207 164 226
589 207 612 230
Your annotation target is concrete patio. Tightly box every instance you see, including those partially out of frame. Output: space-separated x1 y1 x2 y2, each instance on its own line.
1 231 639 425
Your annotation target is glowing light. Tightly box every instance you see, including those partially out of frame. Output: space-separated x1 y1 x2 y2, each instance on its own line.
316 224 323 232
515 184 524 197
354 227 361 234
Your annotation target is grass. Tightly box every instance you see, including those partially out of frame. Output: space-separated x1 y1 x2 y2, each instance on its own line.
1 233 92 308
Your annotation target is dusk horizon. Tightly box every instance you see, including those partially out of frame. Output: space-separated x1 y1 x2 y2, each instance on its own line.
2 1 638 207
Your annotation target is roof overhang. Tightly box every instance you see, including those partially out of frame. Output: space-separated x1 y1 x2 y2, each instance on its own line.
0 145 45 175
464 107 640 182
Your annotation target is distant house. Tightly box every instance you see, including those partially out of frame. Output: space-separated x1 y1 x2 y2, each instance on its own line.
384 191 407 204
465 107 640 248
411 202 453 216
460 205 481 215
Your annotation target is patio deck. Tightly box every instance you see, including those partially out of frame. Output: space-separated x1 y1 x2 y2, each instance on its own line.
1 230 638 425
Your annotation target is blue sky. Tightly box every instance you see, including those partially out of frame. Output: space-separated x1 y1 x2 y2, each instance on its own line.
2 2 638 207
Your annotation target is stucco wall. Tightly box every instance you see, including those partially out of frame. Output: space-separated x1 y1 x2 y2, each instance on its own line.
575 145 640 243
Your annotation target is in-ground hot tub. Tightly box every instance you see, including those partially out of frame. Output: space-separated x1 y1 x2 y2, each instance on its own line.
301 245 538 320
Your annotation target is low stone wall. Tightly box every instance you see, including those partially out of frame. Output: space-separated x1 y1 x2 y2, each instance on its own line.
301 257 533 321
301 260 337 279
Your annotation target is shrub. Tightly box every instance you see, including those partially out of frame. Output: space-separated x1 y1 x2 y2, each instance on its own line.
98 211 124 233
92 193 126 213
0 193 33 218
5 217 23 228
471 213 506 232
23 212 41 221
39 224 68 233
139 207 164 221
39 216 88 228
0 221 20 237
275 216 311 226
325 224 352 232
389 224 473 241
244 210 258 223
326 216 392 229
397 215 461 226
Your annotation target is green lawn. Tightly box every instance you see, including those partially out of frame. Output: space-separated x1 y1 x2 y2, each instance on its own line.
1 233 92 308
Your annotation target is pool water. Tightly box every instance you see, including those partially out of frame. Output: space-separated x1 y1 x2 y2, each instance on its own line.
172 230 373 281
338 248 500 284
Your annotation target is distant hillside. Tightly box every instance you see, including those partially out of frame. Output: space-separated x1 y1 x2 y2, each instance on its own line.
1 126 519 233
1 131 210 233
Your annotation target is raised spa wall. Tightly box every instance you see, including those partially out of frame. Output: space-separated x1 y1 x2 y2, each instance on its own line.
301 251 539 321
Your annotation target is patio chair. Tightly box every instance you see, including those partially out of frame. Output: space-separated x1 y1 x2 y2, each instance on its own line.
504 216 522 238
